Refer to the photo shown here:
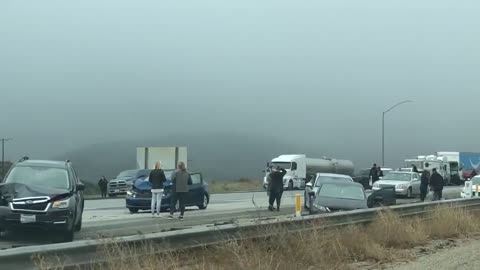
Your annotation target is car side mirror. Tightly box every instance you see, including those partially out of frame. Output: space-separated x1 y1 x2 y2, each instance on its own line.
77 183 85 191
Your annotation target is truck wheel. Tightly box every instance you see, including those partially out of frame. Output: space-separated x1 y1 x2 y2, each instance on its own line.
288 181 294 190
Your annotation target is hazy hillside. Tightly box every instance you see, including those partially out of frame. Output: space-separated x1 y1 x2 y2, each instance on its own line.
52 133 297 183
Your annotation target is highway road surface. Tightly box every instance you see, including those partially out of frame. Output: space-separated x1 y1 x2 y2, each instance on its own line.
0 187 462 250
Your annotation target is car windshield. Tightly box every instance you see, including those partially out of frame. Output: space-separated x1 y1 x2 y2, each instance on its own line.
318 183 365 200
383 172 411 181
4 166 70 190
269 162 291 170
117 170 138 178
471 177 480 185
315 176 352 186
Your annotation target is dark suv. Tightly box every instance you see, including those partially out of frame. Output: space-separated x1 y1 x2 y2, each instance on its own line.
0 157 85 242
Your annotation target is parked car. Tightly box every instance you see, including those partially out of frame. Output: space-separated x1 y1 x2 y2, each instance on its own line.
304 173 354 209
0 157 85 242
372 171 421 198
108 169 151 197
461 175 480 198
125 172 209 213
309 181 396 214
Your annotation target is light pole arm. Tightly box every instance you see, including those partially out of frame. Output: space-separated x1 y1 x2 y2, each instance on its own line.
384 100 414 114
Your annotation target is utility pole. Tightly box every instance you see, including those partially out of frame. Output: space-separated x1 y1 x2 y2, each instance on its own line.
1 138 13 178
382 101 413 166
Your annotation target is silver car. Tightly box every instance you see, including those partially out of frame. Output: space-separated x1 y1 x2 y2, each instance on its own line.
372 171 421 198
304 173 354 209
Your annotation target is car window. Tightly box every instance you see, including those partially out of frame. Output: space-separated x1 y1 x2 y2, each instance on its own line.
318 183 365 200
5 166 70 190
191 174 202 185
315 176 353 186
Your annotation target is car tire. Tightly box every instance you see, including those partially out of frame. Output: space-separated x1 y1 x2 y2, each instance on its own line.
407 187 413 198
129 208 139 214
288 181 294 191
62 221 75 242
74 216 82 232
198 194 209 210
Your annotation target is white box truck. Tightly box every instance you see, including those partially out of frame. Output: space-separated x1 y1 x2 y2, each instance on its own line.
263 154 354 190
136 146 188 170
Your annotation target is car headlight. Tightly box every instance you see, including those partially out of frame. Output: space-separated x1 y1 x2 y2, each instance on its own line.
126 190 134 196
52 198 70 209
397 184 408 189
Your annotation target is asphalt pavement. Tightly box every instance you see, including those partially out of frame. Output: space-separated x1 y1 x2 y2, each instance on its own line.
0 187 463 250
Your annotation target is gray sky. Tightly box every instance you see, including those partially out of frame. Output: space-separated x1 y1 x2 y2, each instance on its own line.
1 0 479 168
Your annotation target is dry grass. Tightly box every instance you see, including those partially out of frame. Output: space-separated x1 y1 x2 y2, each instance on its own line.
37 207 480 270
209 178 263 194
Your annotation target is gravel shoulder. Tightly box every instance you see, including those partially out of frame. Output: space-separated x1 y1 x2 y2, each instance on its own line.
387 235 480 270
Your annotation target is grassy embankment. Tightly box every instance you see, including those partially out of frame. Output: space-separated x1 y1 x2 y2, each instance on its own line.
38 207 479 270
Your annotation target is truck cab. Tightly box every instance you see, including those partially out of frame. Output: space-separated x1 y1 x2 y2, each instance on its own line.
263 155 306 190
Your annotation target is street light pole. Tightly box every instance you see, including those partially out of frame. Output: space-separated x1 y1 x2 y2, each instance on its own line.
382 101 413 166
1 138 13 178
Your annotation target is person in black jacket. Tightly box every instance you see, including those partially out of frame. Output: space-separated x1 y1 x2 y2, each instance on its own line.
268 167 287 211
149 161 166 217
369 164 379 186
420 170 430 202
429 168 444 201
98 176 108 198
412 165 419 173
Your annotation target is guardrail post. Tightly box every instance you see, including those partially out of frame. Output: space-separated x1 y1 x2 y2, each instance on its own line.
476 185 479 197
295 194 301 217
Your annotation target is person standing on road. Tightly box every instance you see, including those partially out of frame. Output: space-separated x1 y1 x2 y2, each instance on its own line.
369 164 379 187
168 162 192 221
149 161 167 217
429 168 444 201
98 176 108 198
412 165 419 173
420 170 430 202
268 166 287 212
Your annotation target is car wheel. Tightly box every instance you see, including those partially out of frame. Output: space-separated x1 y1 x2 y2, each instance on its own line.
62 221 75 242
74 216 82 232
288 181 294 191
198 194 209 210
129 208 139 214
407 187 413 198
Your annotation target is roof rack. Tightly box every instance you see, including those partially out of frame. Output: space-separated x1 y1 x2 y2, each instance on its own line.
18 156 29 163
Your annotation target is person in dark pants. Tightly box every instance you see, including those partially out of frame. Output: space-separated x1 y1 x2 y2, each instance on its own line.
168 162 192 221
420 170 430 202
429 168 444 201
369 164 379 187
98 176 108 198
268 167 287 212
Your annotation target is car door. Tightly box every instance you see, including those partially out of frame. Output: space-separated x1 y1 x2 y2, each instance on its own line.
69 166 83 222
187 173 204 206
411 173 421 194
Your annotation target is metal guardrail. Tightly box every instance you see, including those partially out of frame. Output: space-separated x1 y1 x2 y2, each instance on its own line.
1 198 480 270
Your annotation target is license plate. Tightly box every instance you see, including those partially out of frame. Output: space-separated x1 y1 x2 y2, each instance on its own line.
20 214 36 224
